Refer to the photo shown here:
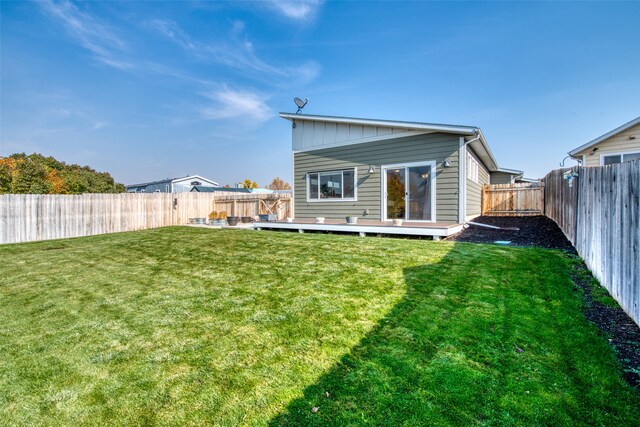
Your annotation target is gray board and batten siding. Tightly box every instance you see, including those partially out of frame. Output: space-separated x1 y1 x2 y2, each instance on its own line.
293 132 461 222
465 148 490 219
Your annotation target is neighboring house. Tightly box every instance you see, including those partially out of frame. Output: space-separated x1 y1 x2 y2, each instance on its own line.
490 168 539 184
126 175 219 193
279 113 509 223
568 116 640 166
191 187 280 194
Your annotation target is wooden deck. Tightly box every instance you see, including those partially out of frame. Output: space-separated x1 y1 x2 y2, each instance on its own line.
253 218 463 238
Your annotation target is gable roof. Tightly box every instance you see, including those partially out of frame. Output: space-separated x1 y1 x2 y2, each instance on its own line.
126 175 218 188
279 113 500 171
568 116 640 156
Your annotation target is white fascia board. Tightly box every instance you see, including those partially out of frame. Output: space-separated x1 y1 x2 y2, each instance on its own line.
568 116 640 156
495 167 524 175
279 112 478 135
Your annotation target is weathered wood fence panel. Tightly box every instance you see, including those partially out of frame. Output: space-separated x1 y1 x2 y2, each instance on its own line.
482 182 544 216
544 168 579 244
211 194 291 220
543 161 639 326
0 192 291 244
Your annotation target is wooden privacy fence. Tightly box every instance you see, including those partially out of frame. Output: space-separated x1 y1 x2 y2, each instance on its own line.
544 161 639 326
0 192 291 244
482 182 545 216
212 194 291 219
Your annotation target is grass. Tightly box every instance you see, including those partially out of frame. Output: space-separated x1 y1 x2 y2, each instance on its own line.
0 227 638 426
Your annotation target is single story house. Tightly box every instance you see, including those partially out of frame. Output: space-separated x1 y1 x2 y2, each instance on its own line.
568 116 640 166
278 113 504 226
490 168 539 184
126 175 219 193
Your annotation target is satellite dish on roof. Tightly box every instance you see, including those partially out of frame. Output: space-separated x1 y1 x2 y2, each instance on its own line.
294 97 308 114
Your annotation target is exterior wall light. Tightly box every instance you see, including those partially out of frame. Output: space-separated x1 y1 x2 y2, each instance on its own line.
443 159 451 167
368 165 376 173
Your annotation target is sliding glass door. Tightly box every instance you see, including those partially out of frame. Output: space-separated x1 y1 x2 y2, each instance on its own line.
384 162 434 222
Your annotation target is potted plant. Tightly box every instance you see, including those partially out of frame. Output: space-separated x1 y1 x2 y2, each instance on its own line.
208 211 218 225
217 211 227 226
315 217 325 224
227 216 240 226
346 216 358 224
392 219 403 226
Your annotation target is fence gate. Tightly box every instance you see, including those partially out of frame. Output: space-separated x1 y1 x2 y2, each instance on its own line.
482 182 545 216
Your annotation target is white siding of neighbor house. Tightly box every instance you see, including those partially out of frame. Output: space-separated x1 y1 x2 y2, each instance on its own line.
574 123 640 167
465 148 489 219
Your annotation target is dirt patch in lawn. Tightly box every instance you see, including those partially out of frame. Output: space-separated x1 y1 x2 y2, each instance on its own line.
446 215 575 251
448 215 640 392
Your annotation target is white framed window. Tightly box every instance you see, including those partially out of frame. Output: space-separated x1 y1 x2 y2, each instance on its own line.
467 152 479 183
602 151 640 165
306 168 357 202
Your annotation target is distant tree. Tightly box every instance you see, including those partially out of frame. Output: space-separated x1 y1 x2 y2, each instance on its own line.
12 157 51 194
265 177 291 190
0 153 125 194
241 179 259 189
223 184 231 188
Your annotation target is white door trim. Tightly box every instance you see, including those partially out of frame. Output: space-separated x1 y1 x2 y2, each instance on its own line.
381 160 437 223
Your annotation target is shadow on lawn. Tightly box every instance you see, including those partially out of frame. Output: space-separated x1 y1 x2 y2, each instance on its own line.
268 245 492 426
268 244 639 426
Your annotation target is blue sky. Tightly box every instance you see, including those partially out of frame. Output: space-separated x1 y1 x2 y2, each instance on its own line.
1 1 639 185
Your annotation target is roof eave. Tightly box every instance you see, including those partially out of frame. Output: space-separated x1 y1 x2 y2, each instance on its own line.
279 112 479 136
568 116 640 156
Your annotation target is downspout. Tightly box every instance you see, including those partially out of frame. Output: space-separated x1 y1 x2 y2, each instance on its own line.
462 130 482 148
458 130 482 223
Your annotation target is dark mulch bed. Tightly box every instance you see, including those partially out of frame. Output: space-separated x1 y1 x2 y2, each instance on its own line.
446 215 575 251
447 215 640 392
569 257 640 390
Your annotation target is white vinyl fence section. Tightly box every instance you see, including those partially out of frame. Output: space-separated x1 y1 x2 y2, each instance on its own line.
544 160 640 326
0 192 291 244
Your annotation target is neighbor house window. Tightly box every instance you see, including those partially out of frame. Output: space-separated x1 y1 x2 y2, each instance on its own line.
603 152 640 165
467 153 479 183
307 169 356 201
191 181 202 186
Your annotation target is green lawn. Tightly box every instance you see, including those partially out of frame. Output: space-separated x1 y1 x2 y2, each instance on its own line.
1 227 638 426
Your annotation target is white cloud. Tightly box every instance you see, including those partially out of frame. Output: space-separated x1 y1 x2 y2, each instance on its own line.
199 86 272 123
147 19 320 84
143 19 196 51
268 0 324 21
40 0 133 70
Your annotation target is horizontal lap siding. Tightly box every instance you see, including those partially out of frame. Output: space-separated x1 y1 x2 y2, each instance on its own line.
466 148 489 218
575 124 640 166
490 171 514 184
293 133 460 222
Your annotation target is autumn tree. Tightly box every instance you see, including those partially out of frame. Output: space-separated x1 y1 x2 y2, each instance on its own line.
265 177 291 190
0 153 125 194
241 179 259 189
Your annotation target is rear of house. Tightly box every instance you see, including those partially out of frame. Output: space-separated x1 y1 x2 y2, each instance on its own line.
281 113 501 224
